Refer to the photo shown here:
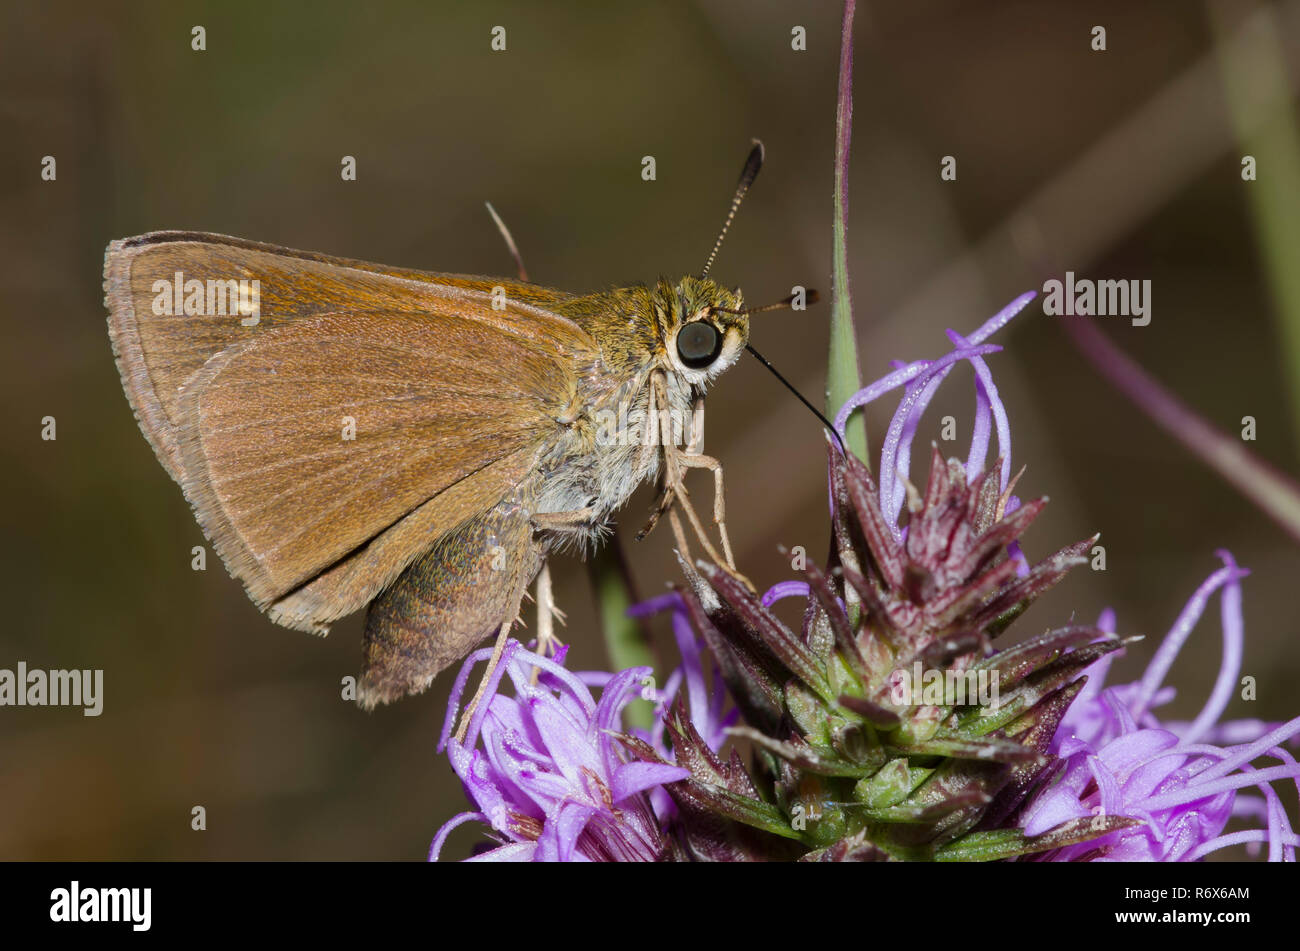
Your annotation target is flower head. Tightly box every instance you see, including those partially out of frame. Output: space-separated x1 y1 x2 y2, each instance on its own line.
633 292 1145 860
430 640 687 861
1023 552 1300 861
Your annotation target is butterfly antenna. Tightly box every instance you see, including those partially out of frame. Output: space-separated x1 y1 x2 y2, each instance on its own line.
701 140 764 279
485 201 529 283
717 289 820 318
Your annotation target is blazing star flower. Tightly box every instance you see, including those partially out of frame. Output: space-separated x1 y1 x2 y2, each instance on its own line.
429 639 687 862
633 292 1147 861
1022 551 1300 861
649 289 1300 861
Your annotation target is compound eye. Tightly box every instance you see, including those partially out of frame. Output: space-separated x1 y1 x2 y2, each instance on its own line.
676 321 723 369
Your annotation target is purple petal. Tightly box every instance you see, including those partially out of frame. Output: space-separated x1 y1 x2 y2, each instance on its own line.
1195 714 1300 782
833 359 928 438
611 761 690 802
761 580 810 608
1131 556 1247 722
627 591 685 617
464 841 539 862
1183 550 1245 743
968 290 1037 344
439 642 516 753
529 695 601 784
879 344 1003 531
428 811 489 862
537 800 601 862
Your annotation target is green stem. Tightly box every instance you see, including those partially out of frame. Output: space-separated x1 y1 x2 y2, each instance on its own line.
829 0 868 464
589 533 655 730
1210 2 1300 457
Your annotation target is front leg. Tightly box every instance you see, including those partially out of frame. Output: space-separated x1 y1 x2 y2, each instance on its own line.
638 392 706 547
647 372 749 585
678 391 735 565
530 507 599 532
685 391 707 455
635 372 675 541
635 482 675 542
676 450 735 568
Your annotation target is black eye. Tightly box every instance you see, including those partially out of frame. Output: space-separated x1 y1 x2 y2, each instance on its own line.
676 321 723 369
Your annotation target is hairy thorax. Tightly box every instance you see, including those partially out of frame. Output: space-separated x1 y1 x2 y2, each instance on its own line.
527 359 694 553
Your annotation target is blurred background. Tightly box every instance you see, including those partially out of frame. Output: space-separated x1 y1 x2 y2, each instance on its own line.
2 0 1298 860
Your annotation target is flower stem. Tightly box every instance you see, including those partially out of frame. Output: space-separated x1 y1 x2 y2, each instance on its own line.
1064 317 1300 542
588 533 655 730
828 0 868 464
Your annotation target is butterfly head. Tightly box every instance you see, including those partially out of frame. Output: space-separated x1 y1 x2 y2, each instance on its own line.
653 275 747 386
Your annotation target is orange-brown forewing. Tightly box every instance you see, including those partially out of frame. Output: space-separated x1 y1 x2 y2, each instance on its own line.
104 232 596 635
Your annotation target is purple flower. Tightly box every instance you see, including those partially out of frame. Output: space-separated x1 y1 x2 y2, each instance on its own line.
429 639 687 862
835 290 1035 533
754 290 1035 615
649 292 1142 861
627 592 735 755
1022 552 1300 861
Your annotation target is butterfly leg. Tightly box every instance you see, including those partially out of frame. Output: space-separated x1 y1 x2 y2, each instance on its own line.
635 482 676 541
666 506 694 565
529 561 567 685
454 619 514 743
648 374 753 589
664 444 751 593
534 561 566 653
636 374 710 562
638 371 716 562
675 451 736 568
678 394 737 568
635 374 676 541
530 507 598 532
